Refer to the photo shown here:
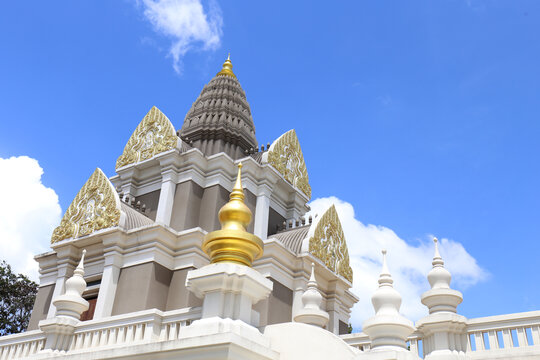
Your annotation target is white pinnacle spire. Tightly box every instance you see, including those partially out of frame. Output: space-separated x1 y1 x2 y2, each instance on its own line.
294 263 329 328
422 237 463 314
363 250 415 351
53 249 89 319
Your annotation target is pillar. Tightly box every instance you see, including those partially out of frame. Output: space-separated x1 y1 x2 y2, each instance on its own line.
93 252 122 319
253 186 271 240
155 170 177 226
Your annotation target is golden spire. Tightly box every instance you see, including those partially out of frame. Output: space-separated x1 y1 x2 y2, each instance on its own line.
202 163 264 266
216 53 236 78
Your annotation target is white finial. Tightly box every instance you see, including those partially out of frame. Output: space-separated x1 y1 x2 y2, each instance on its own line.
432 237 444 267
363 249 415 351
293 262 329 327
74 249 86 276
308 262 317 286
52 249 89 319
421 237 463 314
378 249 393 286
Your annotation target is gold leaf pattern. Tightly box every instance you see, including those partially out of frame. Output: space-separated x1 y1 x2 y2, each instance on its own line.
116 106 178 169
51 168 121 243
267 129 312 199
308 205 353 282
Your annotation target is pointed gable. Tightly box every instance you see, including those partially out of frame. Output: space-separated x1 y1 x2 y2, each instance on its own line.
305 205 353 282
51 168 121 243
116 106 178 169
263 129 312 199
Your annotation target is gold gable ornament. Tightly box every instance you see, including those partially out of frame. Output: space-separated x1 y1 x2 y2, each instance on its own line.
263 129 312 199
116 106 178 169
51 168 121 243
307 205 353 283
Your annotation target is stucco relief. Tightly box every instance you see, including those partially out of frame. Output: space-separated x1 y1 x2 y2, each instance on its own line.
116 106 178 169
51 168 121 243
308 205 353 282
266 129 312 199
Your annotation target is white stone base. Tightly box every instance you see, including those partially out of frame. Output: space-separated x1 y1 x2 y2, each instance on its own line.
186 263 273 325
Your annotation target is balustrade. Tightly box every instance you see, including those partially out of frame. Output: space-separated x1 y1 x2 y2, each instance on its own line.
0 307 201 359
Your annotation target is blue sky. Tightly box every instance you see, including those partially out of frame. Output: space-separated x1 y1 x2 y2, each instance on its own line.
1 1 539 328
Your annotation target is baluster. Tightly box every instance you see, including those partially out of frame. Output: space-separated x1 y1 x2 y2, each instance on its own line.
126 325 135 343
117 326 126 344
91 330 100 348
474 332 484 351
488 330 498 349
159 324 168 341
502 329 513 348
532 325 540 346
168 323 177 341
67 335 76 352
134 323 144 341
2 345 12 360
13 344 22 358
410 339 418 355
517 327 528 347
29 341 36 355
108 328 118 345
143 322 154 342
99 329 109 346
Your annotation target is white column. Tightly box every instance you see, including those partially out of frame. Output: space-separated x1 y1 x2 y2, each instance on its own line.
155 170 176 226
93 252 122 319
253 187 271 240
46 263 72 318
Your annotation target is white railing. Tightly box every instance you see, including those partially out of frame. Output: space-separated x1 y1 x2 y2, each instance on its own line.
0 307 201 359
341 311 540 359
0 330 45 360
69 307 201 352
466 310 540 358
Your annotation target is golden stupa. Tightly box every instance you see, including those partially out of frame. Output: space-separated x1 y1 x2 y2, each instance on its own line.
216 53 236 78
202 163 264 266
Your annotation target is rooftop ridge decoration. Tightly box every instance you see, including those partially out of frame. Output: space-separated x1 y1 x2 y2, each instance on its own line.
305 205 353 282
51 168 121 243
263 129 312 199
116 106 178 169
202 163 264 266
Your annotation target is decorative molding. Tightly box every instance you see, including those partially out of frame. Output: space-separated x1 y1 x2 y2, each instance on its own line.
265 129 311 199
308 205 353 282
51 168 121 243
116 106 178 169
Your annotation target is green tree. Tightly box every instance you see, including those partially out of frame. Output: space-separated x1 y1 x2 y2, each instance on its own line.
0 260 38 335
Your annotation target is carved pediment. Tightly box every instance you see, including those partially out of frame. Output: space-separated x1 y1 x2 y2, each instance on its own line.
308 205 353 282
265 129 311 199
51 168 121 243
116 106 178 169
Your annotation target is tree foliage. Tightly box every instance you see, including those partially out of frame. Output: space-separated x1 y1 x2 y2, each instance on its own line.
0 261 38 335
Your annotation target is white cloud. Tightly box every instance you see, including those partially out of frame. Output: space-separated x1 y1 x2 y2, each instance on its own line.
0 156 61 281
308 196 487 329
138 0 223 74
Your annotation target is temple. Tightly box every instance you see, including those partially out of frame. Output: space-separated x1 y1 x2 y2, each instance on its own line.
1 56 539 360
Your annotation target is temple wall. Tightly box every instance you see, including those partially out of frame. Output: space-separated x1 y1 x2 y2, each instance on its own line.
112 262 203 316
165 267 202 310
170 181 203 231
168 182 257 233
27 284 55 330
267 207 286 236
253 278 293 327
135 189 160 221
